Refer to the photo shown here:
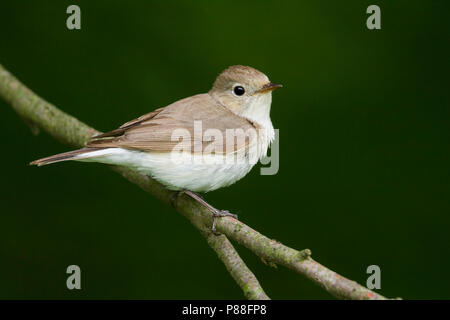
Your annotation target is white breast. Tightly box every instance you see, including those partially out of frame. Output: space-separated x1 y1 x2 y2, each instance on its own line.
242 90 275 160
76 148 255 192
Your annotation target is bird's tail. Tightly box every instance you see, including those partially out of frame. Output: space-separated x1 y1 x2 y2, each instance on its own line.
30 147 103 166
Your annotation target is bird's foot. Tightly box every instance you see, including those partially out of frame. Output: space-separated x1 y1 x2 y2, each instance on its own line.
211 209 238 234
179 190 239 233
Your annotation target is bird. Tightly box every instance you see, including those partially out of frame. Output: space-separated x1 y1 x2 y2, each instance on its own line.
31 65 282 229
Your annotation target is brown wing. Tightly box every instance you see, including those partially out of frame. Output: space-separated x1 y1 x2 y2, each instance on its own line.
87 94 256 154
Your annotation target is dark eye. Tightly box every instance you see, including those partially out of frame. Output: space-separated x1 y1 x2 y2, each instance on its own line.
233 85 245 96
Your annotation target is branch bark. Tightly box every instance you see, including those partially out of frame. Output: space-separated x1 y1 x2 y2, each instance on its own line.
0 63 388 300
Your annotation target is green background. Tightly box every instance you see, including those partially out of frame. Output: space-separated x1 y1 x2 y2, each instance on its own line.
0 0 449 299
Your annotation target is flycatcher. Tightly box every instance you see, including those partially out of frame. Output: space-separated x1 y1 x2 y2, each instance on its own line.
31 65 281 227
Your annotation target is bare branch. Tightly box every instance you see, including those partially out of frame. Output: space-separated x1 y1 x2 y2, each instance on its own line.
203 232 270 300
214 218 385 300
0 63 388 300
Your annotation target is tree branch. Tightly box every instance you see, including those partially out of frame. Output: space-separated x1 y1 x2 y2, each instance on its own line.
0 63 388 300
203 232 269 300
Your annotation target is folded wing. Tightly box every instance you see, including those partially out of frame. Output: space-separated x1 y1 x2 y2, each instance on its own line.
87 94 256 154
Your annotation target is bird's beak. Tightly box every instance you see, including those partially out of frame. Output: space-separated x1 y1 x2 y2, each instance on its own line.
254 82 283 94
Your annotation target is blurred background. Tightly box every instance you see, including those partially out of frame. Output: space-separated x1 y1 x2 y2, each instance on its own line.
0 0 449 299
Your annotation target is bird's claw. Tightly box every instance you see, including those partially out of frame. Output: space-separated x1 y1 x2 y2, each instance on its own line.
211 210 238 233
175 190 239 234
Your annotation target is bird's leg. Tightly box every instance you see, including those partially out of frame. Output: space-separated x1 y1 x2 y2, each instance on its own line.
170 189 203 207
170 190 181 208
179 190 238 233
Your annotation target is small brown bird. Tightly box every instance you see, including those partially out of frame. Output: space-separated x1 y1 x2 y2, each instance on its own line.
31 65 281 227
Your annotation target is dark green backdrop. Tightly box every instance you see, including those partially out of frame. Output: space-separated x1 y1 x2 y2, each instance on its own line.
1 1 449 299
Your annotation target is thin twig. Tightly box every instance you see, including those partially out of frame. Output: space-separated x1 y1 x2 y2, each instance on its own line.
0 63 388 299
203 232 269 300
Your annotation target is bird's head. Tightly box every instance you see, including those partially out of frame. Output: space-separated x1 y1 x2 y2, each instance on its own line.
209 65 282 124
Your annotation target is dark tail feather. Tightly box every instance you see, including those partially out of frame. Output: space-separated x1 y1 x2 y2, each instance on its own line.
30 147 103 166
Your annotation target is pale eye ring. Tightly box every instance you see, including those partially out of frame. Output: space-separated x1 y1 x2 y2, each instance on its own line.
233 85 245 96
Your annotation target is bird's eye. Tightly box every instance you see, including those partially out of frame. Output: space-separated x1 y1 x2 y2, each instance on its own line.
233 85 245 96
